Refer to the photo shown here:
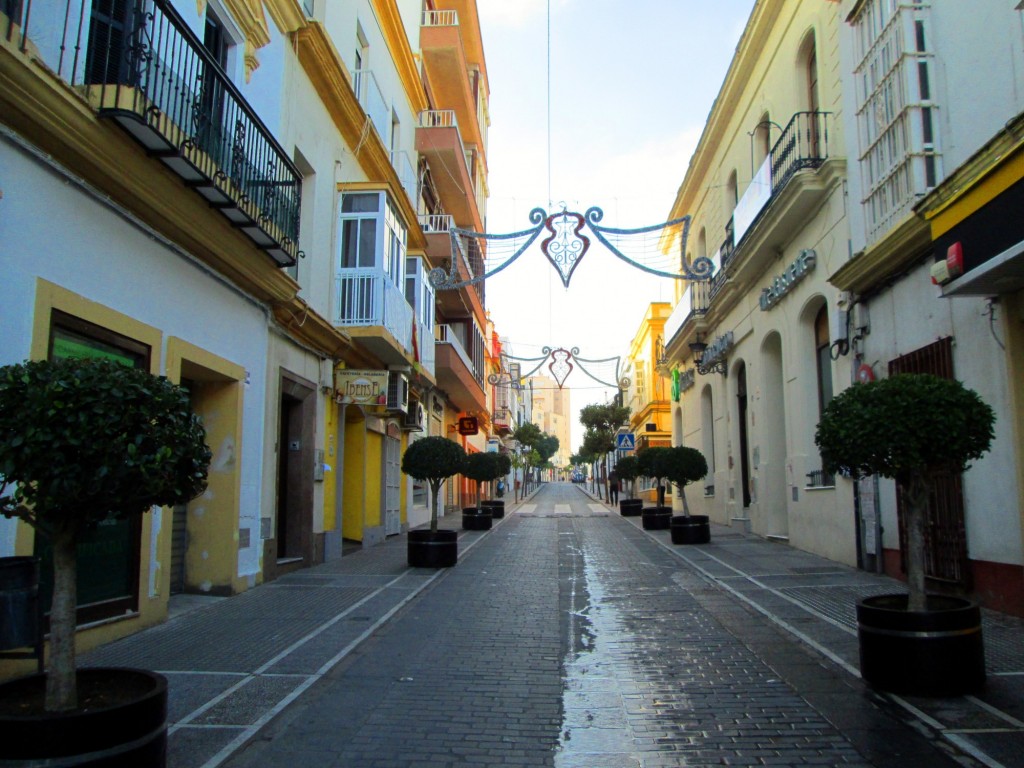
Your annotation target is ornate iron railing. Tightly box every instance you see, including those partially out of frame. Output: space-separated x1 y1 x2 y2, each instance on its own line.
770 111 831 194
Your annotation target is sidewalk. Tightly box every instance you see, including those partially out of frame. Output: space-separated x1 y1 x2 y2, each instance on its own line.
78 483 1024 768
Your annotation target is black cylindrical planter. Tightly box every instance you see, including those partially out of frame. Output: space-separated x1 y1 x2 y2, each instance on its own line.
641 506 672 530
0 667 167 766
670 515 710 545
482 500 505 519
0 556 40 650
619 499 643 517
462 506 493 531
407 529 458 568
857 594 985 696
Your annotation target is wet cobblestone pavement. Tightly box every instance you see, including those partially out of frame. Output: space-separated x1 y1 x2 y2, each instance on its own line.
79 483 1024 767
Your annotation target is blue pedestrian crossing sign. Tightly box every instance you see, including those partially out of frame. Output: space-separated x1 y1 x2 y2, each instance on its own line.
615 433 636 451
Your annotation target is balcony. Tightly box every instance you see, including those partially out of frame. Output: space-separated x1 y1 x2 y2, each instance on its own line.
11 0 302 266
492 406 512 436
435 324 486 412
708 112 837 310
416 110 482 230
662 273 713 364
420 9 483 150
419 214 486 321
335 269 415 366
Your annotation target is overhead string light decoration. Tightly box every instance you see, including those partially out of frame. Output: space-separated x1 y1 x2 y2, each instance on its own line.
503 346 627 391
428 206 715 291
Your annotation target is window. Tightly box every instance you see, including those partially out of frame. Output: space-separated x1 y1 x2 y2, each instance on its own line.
340 193 379 269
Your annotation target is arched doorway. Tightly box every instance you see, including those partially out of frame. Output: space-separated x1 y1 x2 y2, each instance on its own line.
734 362 752 510
761 333 788 538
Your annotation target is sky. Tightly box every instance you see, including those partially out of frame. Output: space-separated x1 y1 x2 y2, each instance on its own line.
476 0 758 455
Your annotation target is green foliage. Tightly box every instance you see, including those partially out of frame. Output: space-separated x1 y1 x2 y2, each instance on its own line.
661 446 708 490
0 357 211 537
512 422 542 449
581 428 613 457
815 374 995 483
614 455 640 482
401 436 466 483
463 451 502 482
636 446 670 482
536 434 559 464
496 453 512 476
579 403 630 432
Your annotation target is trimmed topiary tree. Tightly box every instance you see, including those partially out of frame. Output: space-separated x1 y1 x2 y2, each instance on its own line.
615 455 639 500
0 357 211 712
637 446 671 507
495 453 512 497
661 446 708 516
815 373 994 612
401 436 466 533
463 452 502 510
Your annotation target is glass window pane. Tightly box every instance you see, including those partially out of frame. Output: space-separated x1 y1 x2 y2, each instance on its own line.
358 220 376 267
341 220 360 268
342 193 380 213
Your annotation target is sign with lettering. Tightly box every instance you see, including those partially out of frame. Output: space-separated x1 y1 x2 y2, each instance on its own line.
760 249 817 311
458 416 479 435
703 331 734 367
334 369 389 406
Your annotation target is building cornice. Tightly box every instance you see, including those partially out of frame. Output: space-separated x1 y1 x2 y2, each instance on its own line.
370 0 429 115
828 213 932 295
264 0 308 34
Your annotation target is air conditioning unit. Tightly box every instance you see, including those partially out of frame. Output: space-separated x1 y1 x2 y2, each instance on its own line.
386 371 409 413
645 423 657 432
402 399 425 431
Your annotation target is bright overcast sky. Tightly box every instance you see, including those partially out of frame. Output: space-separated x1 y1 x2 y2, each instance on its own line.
477 0 757 453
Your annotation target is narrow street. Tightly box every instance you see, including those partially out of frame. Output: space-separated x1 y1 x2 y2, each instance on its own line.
83 484 1024 768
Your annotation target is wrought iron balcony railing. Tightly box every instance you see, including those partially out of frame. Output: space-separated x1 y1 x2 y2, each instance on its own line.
6 0 302 266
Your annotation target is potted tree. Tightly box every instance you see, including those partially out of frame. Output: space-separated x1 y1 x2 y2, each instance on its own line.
614 455 642 516
815 373 995 696
461 452 500 531
485 453 512 518
636 447 672 530
0 357 211 766
662 446 710 544
401 436 466 568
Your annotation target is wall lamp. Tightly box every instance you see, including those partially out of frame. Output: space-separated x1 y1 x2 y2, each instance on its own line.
689 334 728 376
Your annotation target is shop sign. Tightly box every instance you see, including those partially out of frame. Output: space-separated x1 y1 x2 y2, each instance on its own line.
334 369 389 406
703 331 734 367
677 368 695 394
759 249 816 311
458 416 479 435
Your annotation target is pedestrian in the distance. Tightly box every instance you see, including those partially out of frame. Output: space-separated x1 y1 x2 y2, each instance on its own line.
608 471 620 505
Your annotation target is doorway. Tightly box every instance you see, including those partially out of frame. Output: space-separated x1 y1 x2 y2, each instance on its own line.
274 373 316 570
736 363 752 509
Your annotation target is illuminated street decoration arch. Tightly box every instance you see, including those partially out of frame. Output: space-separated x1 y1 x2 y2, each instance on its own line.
492 347 630 391
428 206 715 291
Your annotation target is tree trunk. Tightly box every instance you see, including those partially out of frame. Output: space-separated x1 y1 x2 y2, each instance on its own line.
657 482 665 508
430 480 441 534
476 480 482 511
904 472 929 612
46 525 78 712
680 485 690 516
